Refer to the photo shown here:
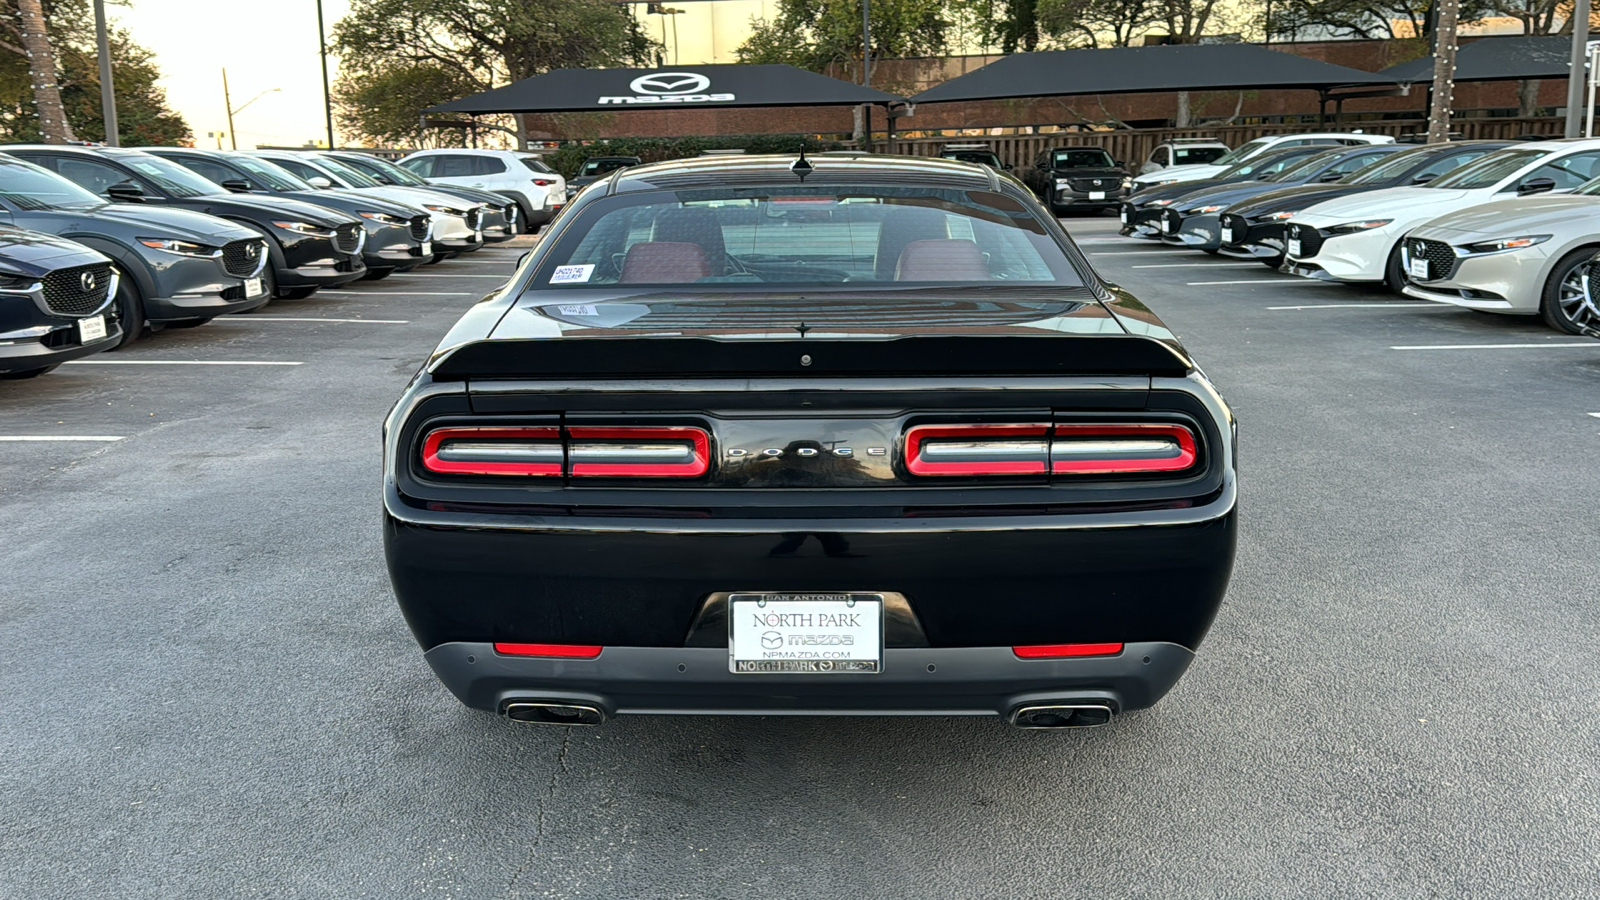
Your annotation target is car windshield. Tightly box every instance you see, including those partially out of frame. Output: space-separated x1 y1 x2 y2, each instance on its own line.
532 184 1079 289
1344 146 1439 184
1426 147 1553 189
942 151 1002 166
124 155 221 198
1173 146 1228 165
347 155 429 186
1217 150 1302 180
1051 149 1115 168
0 159 104 210
519 156 557 174
228 155 311 191
312 155 381 187
580 159 637 176
1209 138 1272 167
1269 150 1345 182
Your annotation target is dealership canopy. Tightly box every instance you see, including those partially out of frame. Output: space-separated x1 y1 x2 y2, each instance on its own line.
908 44 1397 105
1380 35 1577 83
427 64 905 115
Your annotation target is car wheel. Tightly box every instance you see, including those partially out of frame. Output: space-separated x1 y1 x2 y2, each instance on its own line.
517 203 536 234
1540 247 1600 334
361 267 394 281
0 364 59 379
1383 241 1408 293
106 263 145 350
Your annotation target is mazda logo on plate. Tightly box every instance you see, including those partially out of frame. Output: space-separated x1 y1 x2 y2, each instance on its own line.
760 631 784 649
80 271 96 292
630 72 710 95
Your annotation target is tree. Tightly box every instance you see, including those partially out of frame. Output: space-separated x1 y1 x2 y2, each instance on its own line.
1036 0 1158 48
1265 0 1492 41
1492 1 1600 116
5 0 73 141
332 0 657 146
737 0 953 82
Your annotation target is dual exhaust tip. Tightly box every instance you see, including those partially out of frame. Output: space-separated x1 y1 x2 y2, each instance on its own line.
502 699 1115 729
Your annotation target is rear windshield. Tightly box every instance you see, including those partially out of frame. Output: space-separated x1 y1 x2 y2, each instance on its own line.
1173 146 1227 165
942 151 1002 166
1426 147 1552 189
580 158 639 176
1051 149 1115 169
519 156 557 174
532 185 1080 289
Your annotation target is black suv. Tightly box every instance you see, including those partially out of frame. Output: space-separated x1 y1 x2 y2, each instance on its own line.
1021 147 1131 215
0 154 268 347
0 226 122 377
566 156 642 199
7 145 366 299
146 148 434 280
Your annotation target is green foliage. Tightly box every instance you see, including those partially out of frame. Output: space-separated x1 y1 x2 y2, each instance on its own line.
332 61 480 148
737 0 952 86
544 134 844 177
0 0 189 145
1264 0 1493 40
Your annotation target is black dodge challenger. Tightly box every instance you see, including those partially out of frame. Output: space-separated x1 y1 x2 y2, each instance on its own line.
384 155 1237 729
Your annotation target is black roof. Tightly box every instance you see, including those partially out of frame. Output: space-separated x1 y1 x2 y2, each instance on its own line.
1381 35 1577 83
910 44 1396 105
428 64 902 115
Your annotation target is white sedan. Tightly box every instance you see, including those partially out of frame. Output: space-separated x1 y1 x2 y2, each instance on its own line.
1128 133 1394 192
1282 139 1600 289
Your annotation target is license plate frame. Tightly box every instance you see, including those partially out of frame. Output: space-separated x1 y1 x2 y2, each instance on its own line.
1220 226 1234 244
728 592 883 674
420 240 432 256
77 314 107 343
1119 208 1129 223
245 277 264 298
1287 237 1302 257
1409 257 1429 280
1089 190 1106 200
1160 217 1174 233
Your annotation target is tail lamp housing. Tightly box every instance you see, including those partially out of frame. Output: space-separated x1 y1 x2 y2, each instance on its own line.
905 422 1198 478
420 425 709 479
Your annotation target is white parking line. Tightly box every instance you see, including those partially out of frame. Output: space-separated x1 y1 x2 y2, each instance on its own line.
1390 343 1597 351
214 317 410 324
1589 412 1600 418
1086 250 1183 256
68 360 304 366
1186 279 1326 286
0 435 123 442
315 291 473 297
388 274 508 279
1131 262 1263 269
1267 303 1440 310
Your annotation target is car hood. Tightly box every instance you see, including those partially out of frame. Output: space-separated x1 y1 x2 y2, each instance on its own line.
1406 194 1600 237
57 203 261 242
0 225 108 273
1048 166 1127 179
186 192 358 226
1148 163 1224 182
361 185 482 211
1228 183 1369 218
1175 179 1300 213
282 190 422 217
1296 186 1468 222
1133 177 1239 206
412 183 513 205
487 287 1120 341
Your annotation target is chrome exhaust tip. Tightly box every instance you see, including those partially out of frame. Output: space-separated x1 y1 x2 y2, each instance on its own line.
503 700 606 727
1009 703 1115 729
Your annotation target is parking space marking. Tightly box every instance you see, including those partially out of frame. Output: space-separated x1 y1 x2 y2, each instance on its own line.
1390 343 1597 351
0 435 123 442
1132 262 1264 269
68 360 304 366
1589 413 1600 418
1186 279 1326 286
315 291 474 297
1267 303 1440 310
388 274 508 279
212 317 410 324
1087 249 1184 255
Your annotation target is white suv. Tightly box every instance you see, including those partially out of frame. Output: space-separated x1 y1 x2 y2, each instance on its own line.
1131 132 1395 191
400 150 566 231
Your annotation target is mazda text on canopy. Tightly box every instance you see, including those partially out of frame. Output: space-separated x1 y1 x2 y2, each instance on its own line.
383 155 1238 729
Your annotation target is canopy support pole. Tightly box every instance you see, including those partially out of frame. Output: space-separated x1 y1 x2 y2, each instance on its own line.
884 102 895 153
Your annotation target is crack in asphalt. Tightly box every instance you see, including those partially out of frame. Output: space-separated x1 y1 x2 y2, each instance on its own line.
505 727 573 898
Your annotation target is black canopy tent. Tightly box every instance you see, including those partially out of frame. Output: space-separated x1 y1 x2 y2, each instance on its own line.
426 64 907 144
908 44 1401 119
1381 35 1577 83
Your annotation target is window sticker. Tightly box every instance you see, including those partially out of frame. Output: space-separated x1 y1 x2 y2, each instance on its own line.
558 305 599 316
550 264 595 284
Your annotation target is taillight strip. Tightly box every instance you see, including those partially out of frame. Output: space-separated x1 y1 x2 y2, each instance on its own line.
421 426 563 476
1013 642 1124 659
493 642 603 658
1051 424 1196 475
905 423 1051 475
566 426 710 477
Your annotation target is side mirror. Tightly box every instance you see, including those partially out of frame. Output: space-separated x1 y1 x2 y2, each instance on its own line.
1318 170 1345 183
1518 176 1556 196
220 178 252 193
106 181 145 202
1412 171 1439 184
307 175 333 189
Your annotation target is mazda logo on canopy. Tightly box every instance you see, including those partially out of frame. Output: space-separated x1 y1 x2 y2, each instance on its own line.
601 71 734 106
630 72 710 95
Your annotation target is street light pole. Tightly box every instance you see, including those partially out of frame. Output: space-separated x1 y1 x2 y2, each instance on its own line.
93 0 119 146
223 68 236 150
1567 0 1591 137
317 0 336 149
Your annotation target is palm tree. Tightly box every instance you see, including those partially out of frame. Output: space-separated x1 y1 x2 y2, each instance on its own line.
14 0 75 142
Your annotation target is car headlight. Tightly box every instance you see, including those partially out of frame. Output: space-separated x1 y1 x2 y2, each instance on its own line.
1462 234 1551 254
1147 199 1176 207
358 211 408 226
1266 211 1297 221
424 204 466 217
0 271 36 293
138 237 220 257
1054 179 1072 187
1326 219 1394 235
1197 205 1226 214
273 220 335 236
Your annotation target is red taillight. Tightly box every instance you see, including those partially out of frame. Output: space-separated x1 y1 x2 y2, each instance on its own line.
420 426 562 476
532 178 553 186
1012 642 1124 658
566 426 709 477
1051 424 1196 475
493 642 603 658
904 423 1051 476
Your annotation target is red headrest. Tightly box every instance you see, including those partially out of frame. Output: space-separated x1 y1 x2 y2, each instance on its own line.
894 239 988 281
619 241 710 284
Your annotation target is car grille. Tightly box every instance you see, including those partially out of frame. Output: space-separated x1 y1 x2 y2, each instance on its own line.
1070 178 1116 191
1287 224 1324 258
1407 238 1458 281
408 215 432 241
333 223 362 254
41 262 113 317
222 239 265 277
465 207 484 231
1219 214 1249 245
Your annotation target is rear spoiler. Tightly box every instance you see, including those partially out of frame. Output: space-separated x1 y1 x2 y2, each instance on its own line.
428 335 1194 380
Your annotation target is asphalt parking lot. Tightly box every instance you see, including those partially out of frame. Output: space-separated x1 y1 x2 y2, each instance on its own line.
4 222 1599 899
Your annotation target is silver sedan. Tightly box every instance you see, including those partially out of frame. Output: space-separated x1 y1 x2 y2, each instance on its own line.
1400 180 1600 333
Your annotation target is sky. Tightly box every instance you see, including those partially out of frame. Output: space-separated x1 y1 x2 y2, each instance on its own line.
106 0 776 150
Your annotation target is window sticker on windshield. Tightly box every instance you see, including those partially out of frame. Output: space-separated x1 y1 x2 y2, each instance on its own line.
550 264 594 284
558 305 598 316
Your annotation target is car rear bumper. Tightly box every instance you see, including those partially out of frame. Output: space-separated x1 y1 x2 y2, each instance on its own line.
423 640 1195 717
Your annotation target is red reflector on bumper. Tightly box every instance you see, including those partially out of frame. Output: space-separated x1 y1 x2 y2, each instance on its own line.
493 642 603 658
1012 642 1124 658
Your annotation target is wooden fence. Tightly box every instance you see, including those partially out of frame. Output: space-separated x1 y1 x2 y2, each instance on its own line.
878 117 1568 170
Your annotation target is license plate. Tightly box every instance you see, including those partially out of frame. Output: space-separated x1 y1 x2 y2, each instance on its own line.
1288 238 1302 257
420 240 432 256
245 277 263 298
728 592 882 674
1120 209 1129 223
1089 190 1106 200
1220 226 1234 243
474 229 483 241
78 315 107 343
1160 218 1174 233
1409 257 1429 280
